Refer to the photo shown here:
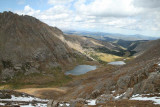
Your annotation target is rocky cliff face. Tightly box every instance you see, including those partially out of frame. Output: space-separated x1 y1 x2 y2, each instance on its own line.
0 12 82 81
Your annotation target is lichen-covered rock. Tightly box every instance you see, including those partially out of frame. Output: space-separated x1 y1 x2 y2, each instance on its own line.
104 78 116 93
1 68 14 80
0 93 5 99
69 100 76 107
133 72 160 94
47 100 59 107
122 88 133 99
90 89 101 99
117 75 131 92
13 64 22 70
24 67 40 75
47 100 53 107
69 98 87 107
0 92 11 99
96 94 115 104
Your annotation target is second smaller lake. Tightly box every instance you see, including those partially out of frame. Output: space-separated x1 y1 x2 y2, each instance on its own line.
108 61 126 65
65 65 97 75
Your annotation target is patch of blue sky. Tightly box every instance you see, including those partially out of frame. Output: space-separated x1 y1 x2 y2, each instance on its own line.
0 0 52 12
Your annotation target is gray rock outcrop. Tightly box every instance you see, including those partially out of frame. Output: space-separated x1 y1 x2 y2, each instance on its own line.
96 94 115 104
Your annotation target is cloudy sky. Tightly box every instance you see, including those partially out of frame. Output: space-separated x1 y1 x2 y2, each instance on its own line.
0 0 160 37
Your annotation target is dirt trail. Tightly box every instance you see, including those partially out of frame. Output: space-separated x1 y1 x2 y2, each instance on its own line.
15 87 68 99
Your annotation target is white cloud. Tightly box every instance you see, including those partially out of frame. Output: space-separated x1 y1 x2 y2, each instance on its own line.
14 0 160 37
133 0 160 8
38 5 72 22
74 0 142 17
74 16 83 22
48 0 73 5
16 5 40 16
45 5 72 14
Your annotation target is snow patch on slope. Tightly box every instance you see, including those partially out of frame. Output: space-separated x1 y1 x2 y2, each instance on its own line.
87 99 96 105
130 94 160 105
0 95 48 106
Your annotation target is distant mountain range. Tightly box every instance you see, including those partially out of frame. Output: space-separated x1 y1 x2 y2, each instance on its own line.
64 30 159 41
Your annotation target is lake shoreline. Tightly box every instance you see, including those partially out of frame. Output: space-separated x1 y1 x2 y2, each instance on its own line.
65 65 97 75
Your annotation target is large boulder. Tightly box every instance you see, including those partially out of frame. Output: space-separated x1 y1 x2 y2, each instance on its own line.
117 75 131 92
0 93 5 99
133 72 160 94
24 67 40 75
47 100 53 107
69 98 87 107
96 94 115 104
47 100 59 107
1 68 15 80
90 89 101 99
122 88 133 99
0 92 11 99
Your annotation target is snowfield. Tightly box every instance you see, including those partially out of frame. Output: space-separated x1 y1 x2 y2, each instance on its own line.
1 93 160 106
0 95 48 102
87 99 96 105
130 94 160 105
0 95 48 107
10 95 48 102
115 92 126 99
21 103 47 107
59 103 70 106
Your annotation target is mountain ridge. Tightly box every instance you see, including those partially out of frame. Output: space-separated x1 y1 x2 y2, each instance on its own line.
64 30 159 41
0 11 87 82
